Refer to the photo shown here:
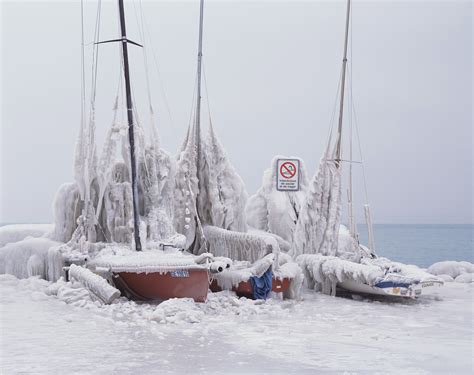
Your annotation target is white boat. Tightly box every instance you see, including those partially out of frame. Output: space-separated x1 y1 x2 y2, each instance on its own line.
293 0 443 299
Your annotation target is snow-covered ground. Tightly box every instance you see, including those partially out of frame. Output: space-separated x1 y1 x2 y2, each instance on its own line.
1 274 472 374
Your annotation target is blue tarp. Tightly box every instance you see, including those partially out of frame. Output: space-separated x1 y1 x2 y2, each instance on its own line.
249 267 273 300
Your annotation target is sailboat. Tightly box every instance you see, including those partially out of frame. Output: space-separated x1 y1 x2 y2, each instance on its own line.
171 0 303 300
294 0 443 299
51 0 225 303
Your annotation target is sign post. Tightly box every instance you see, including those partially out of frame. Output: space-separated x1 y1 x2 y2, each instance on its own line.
276 159 300 191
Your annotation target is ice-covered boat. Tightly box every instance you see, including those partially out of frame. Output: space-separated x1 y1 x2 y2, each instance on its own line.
291 0 443 299
5 0 227 303
171 0 303 300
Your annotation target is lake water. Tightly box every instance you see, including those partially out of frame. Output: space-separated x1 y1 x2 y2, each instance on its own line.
358 224 473 268
1 223 472 268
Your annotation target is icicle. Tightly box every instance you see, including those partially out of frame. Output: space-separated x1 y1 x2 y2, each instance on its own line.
204 122 248 232
292 143 342 257
364 204 376 252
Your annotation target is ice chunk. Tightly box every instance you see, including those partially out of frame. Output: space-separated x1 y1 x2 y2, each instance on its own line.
69 264 120 304
0 224 53 248
0 237 60 279
427 261 474 279
454 273 473 283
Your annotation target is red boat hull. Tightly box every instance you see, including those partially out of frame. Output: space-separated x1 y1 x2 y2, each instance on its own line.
113 269 209 303
210 277 291 299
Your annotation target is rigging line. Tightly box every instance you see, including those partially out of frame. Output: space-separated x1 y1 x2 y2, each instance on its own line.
202 60 213 127
326 68 343 152
134 0 159 148
129 82 154 189
348 68 370 205
187 73 199 131
89 0 102 111
139 0 175 129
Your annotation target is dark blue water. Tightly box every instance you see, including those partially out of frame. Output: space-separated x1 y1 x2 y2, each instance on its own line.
358 224 473 268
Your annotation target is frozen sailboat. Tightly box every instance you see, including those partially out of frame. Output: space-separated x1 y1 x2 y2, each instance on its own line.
294 0 443 299
51 0 221 303
173 0 303 300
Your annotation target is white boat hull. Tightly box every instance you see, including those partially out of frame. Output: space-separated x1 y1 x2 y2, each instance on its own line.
338 279 444 299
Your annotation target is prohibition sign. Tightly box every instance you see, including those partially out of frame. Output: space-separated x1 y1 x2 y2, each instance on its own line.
280 161 297 179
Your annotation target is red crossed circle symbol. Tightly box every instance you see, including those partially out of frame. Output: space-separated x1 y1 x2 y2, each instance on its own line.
280 161 297 179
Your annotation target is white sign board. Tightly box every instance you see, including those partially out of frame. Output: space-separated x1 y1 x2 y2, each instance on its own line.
276 159 300 191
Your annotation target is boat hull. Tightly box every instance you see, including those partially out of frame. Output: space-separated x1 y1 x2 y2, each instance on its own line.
338 279 444 299
112 269 209 303
210 277 291 299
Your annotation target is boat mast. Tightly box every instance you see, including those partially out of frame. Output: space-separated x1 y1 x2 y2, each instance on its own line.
334 0 351 165
335 0 358 240
195 0 205 165
118 0 142 251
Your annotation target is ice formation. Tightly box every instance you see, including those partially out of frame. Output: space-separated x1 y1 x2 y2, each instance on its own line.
297 253 444 296
202 124 248 232
174 125 200 251
174 122 248 253
0 224 53 248
427 261 474 279
0 237 60 280
245 156 308 243
50 114 184 253
203 225 277 263
292 145 344 257
454 273 473 283
69 263 121 304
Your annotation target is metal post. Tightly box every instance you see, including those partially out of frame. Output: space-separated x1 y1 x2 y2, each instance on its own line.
118 0 142 251
335 0 351 164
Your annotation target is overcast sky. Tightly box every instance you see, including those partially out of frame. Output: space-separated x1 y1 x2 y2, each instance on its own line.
0 0 472 224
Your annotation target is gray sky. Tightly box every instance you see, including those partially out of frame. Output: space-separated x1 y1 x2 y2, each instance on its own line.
0 0 472 224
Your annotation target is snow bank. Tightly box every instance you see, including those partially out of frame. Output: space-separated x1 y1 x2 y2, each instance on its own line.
427 261 474 279
245 156 309 243
0 237 60 279
39 276 295 325
454 273 473 283
436 274 454 282
0 224 53 247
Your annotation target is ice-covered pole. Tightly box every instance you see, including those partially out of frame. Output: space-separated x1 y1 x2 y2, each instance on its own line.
118 0 142 251
69 264 120 304
334 0 351 166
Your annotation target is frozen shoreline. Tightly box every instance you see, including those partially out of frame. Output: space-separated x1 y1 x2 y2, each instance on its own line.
1 275 472 374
